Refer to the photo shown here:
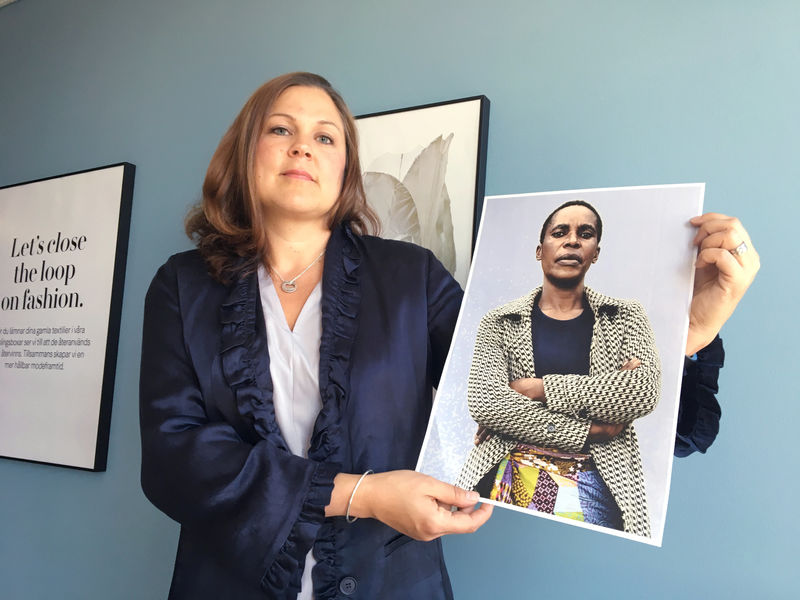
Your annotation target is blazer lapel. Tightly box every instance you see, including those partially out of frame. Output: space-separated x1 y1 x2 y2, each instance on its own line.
308 224 362 466
219 270 287 449
585 286 623 375
502 289 538 380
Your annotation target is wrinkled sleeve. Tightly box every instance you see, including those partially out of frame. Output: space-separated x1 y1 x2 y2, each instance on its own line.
139 259 336 595
467 311 591 453
543 301 662 424
674 336 724 457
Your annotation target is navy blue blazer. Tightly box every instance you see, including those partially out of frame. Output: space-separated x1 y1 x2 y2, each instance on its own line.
140 224 723 598
140 225 460 599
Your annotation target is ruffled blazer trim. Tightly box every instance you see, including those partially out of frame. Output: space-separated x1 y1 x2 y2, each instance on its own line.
218 224 362 596
310 224 362 597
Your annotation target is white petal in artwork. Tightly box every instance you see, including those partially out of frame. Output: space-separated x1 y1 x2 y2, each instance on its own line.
362 172 420 243
402 134 457 274
433 183 457 274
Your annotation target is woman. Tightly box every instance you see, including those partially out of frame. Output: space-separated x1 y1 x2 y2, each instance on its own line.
457 199 759 536
458 201 661 536
140 72 491 600
140 71 759 597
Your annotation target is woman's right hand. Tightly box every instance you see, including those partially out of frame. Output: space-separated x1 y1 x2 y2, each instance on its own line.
587 421 625 442
327 470 493 541
687 213 760 355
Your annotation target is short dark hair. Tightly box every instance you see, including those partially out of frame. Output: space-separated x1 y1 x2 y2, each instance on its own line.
539 200 603 244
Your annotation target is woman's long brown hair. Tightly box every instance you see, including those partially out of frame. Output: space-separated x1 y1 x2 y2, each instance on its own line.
185 72 379 283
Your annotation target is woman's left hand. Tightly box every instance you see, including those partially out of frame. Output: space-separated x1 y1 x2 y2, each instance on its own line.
335 470 493 541
687 213 760 355
509 377 544 400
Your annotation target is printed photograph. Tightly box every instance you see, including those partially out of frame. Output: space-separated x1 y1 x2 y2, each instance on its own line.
417 184 704 545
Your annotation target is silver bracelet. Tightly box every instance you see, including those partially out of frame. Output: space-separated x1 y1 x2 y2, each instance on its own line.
345 469 373 524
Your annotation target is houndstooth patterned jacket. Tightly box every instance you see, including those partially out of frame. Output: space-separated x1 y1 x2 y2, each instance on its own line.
456 286 661 537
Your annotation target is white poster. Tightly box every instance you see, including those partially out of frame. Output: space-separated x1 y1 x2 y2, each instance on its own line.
417 184 704 546
0 163 134 470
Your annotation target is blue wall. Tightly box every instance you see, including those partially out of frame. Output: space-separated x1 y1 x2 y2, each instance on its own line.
1 1 797 598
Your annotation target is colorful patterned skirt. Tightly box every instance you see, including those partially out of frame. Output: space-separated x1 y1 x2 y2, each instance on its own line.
488 443 622 528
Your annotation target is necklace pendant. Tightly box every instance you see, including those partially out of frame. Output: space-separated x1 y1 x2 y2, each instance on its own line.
270 249 324 295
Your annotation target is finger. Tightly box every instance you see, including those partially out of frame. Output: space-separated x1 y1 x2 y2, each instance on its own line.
441 501 494 534
690 212 733 226
695 246 743 276
439 499 491 516
692 217 754 254
699 230 742 252
620 357 641 371
702 235 761 272
691 216 739 246
474 426 484 445
430 481 481 509
456 501 482 515
471 501 494 522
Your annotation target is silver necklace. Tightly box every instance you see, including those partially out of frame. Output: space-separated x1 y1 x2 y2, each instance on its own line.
270 249 325 293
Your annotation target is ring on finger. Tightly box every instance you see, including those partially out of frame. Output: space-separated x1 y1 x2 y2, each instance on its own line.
730 241 748 256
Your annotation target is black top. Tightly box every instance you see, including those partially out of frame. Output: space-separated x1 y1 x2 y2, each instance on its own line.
531 295 594 376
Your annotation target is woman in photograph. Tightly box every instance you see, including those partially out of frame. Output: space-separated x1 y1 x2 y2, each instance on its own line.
140 71 758 597
458 200 758 538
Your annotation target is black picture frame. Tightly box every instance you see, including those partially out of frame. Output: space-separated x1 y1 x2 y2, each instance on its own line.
356 96 490 287
0 162 135 471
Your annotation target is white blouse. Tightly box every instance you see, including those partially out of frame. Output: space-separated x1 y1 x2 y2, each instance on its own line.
257 265 323 600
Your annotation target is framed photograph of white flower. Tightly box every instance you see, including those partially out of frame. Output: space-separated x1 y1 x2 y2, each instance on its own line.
356 96 490 287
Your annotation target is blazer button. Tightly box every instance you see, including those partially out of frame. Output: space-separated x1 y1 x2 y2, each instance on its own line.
578 408 589 419
546 423 556 433
339 576 357 596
